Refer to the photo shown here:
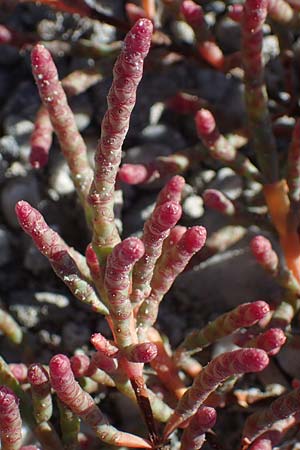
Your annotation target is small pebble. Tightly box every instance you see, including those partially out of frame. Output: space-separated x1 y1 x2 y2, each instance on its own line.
0 135 20 161
49 161 75 196
183 195 204 219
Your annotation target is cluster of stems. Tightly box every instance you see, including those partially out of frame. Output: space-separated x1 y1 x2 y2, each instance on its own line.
4 0 300 448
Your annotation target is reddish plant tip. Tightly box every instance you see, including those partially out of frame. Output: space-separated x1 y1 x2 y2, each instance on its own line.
70 355 90 377
49 354 70 378
30 146 49 169
92 351 118 373
243 0 268 32
28 363 49 386
85 244 101 276
203 189 224 207
90 333 118 357
195 109 216 136
193 406 217 428
181 0 204 25
167 175 185 194
246 300 270 321
31 44 52 72
129 342 158 363
116 237 145 265
155 201 182 230
265 328 286 346
167 92 202 114
238 348 269 372
157 176 186 206
257 328 286 354
0 386 19 411
251 235 272 255
15 200 32 223
9 364 28 383
168 226 187 245
180 226 207 254
85 244 99 264
228 4 244 22
203 189 234 215
250 236 278 270
118 164 150 185
90 333 106 350
125 18 153 55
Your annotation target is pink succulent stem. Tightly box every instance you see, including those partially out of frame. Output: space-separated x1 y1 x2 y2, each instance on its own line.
241 0 278 183
131 200 182 305
89 351 118 375
195 109 260 180
167 92 208 114
118 161 188 185
30 68 102 169
156 175 185 205
164 348 269 438
203 189 235 216
147 327 186 399
91 336 157 363
0 358 63 450
89 19 153 262
85 243 107 305
247 414 300 449
250 235 300 327
175 301 270 362
237 328 286 355
180 0 224 70
28 363 52 423
31 44 93 211
70 354 91 378
15 201 108 315
104 237 144 350
124 342 158 363
104 237 160 438
70 353 115 387
243 388 300 447
137 226 207 340
0 386 22 450
250 236 279 275
49 354 151 448
180 406 217 450
30 106 53 169
90 333 119 357
89 359 117 388
85 245 102 281
9 364 28 383
118 163 157 184
100 234 162 442
56 399 80 450
228 4 244 22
